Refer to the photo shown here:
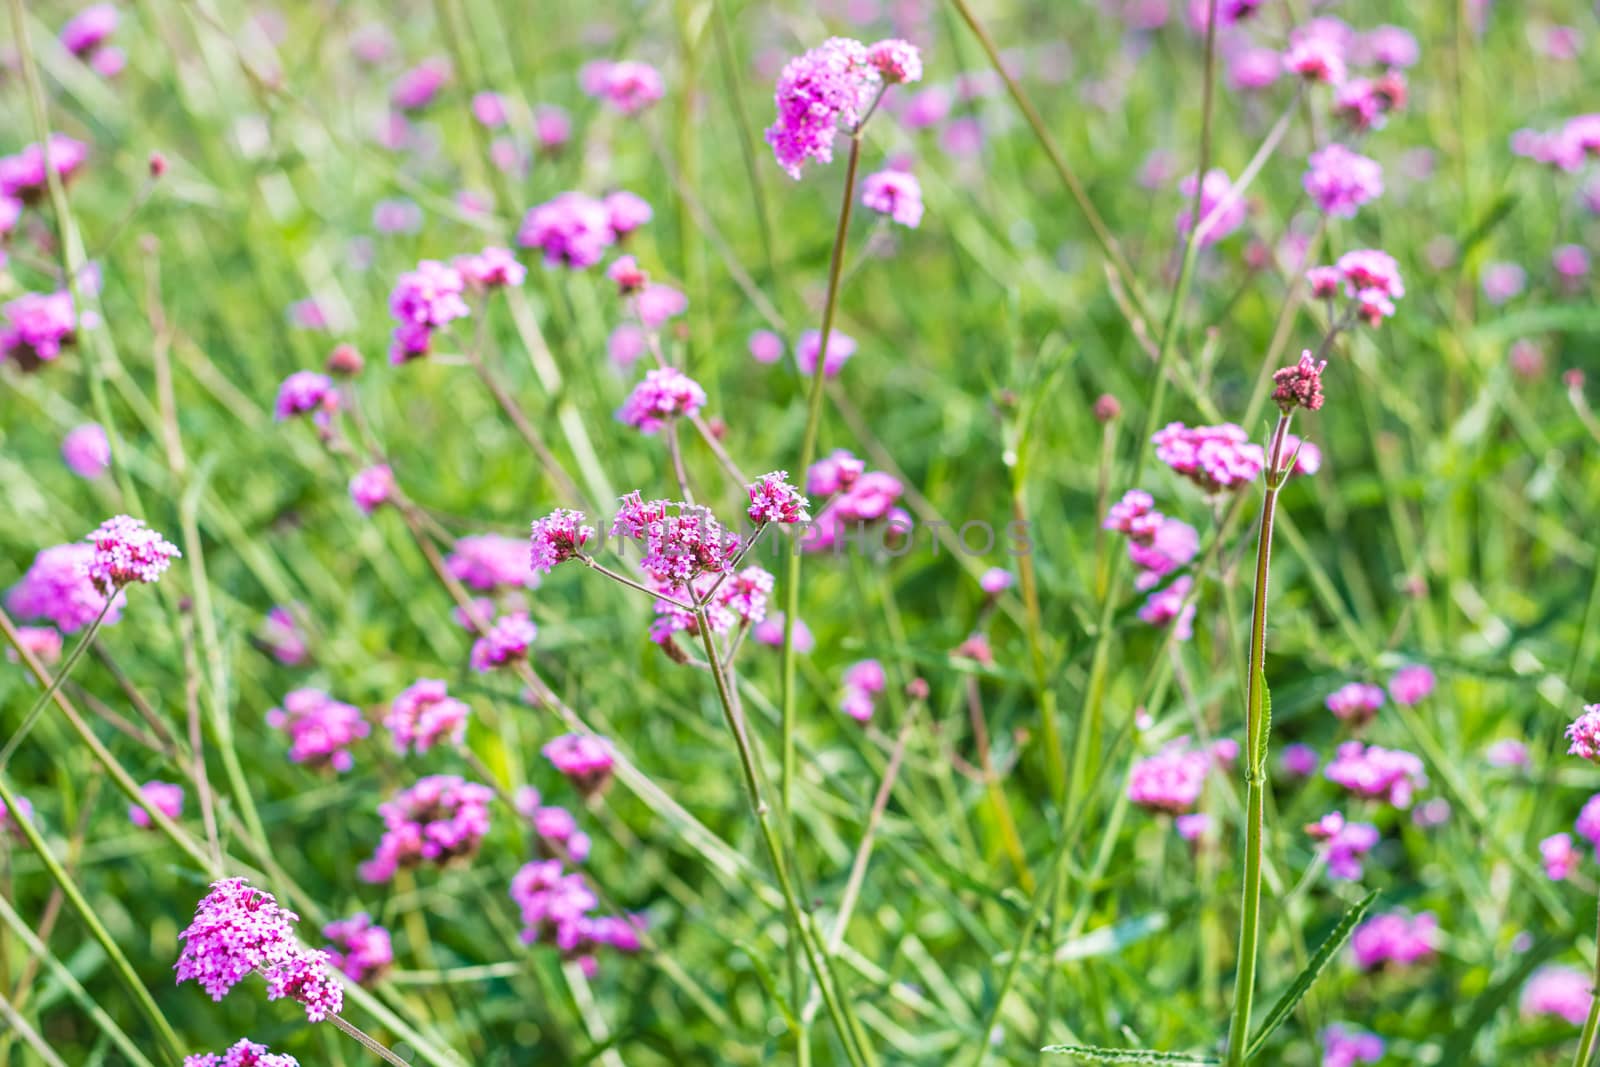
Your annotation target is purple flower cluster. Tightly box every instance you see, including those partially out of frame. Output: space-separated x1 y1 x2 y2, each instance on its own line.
617 367 707 432
1325 682 1385 727
266 689 370 773
508 859 643 976
175 878 343 1022
1305 811 1380 880
184 1040 300 1067
861 169 924 228
1521 965 1594 1025
1324 741 1427 807
1350 909 1437 971
840 659 887 723
611 493 743 589
1541 832 1580 881
388 259 469 363
1320 1025 1384 1067
1175 169 1247 245
1128 739 1214 814
1512 114 1600 172
517 191 650 270
322 913 393 985
803 450 906 552
1 290 79 370
130 780 184 829
580 60 665 114
360 775 493 882
470 613 537 672
7 543 124 632
543 734 616 798
1272 352 1327 415
766 38 879 179
348 464 395 514
1388 664 1435 705
273 371 338 422
650 566 775 647
391 58 451 110
62 423 111 479
529 510 596 573
1304 144 1384 219
447 534 539 591
1153 423 1265 493
1138 575 1198 641
0 135 89 203
386 678 470 754
455 246 527 290
1566 704 1600 762
85 515 181 593
1103 490 1200 591
746 471 810 526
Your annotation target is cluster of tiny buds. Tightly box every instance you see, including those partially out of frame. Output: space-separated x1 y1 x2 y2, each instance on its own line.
1272 351 1327 414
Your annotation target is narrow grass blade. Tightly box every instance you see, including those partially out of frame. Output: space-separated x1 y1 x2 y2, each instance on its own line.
1244 890 1379 1060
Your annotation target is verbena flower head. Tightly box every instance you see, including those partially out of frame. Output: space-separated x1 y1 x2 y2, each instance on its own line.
1308 814 1381 880
360 775 493 882
1281 743 1320 777
796 329 858 378
1153 423 1265 493
85 515 180 593
1576 794 1600 847
518 192 616 269
1273 352 1327 414
7 543 123 633
617 367 707 432
861 169 924 227
455 246 527 290
1176 169 1246 245
1567 704 1600 762
529 510 595 573
607 254 649 294
391 57 451 110
1 290 80 370
1283 35 1347 84
8 625 63 666
447 534 538 591
980 568 1013 595
754 612 814 653
470 613 537 672
61 4 117 57
1521 965 1594 1025
1305 144 1383 218
766 38 879 179
1541 832 1580 881
1320 1025 1384 1067
323 914 392 985
1307 265 1342 299
807 449 867 495
1362 25 1420 68
1350 909 1437 971
582 60 665 114
509 862 644 974
348 464 395 514
130 780 184 829
531 804 592 863
1388 664 1435 705
1104 489 1160 537
543 734 616 798
1481 261 1527 305
1128 739 1211 813
273 371 338 422
388 259 469 363
747 471 810 525
611 493 743 589
1325 682 1385 727
0 135 89 203
387 678 470 754
604 191 653 238
266 689 369 772
61 423 110 479
1139 576 1197 641
175 878 341 1021
1485 738 1529 768
184 1040 300 1067
866 39 923 84
0 796 34 839
1128 518 1198 591
1325 741 1427 807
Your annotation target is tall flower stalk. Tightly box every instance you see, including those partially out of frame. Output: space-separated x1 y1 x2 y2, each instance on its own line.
1225 354 1325 1066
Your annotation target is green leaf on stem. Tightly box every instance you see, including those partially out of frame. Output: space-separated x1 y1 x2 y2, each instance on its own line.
1244 889 1379 1060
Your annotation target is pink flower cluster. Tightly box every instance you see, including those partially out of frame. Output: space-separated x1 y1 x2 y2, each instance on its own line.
617 367 707 432
543 734 616 798
1512 114 1600 173
611 493 743 589
322 913 393 984
508 859 643 976
804 449 906 552
1349 909 1437 971
0 135 89 203
1325 682 1384 727
766 38 921 179
518 191 650 270
796 329 858 377
273 371 338 422
266 689 369 772
260 606 307 666
1308 248 1406 327
85 515 181 593
7 626 63 666
840 659 887 723
1541 832 1580 881
1521 965 1594 1025
175 878 343 1022
747 471 810 526
861 169 924 228
130 780 184 829
1388 664 1435 705
529 510 596 573
387 678 470 754
1153 423 1265 493
388 259 469 363
650 566 774 646
1103 490 1200 591
1272 353 1327 415
2 290 79 370
1304 144 1384 219
62 423 110 479
1566 704 1600 762
470 613 537 672
1138 575 1197 642
1320 1025 1384 1067
447 534 538 591
455 246 527 290
360 775 493 882
391 58 451 110
580 60 665 114
1175 169 1247 245
1128 739 1216 814
1324 741 1427 807
7 543 124 633
349 464 395 514
184 1040 299 1067
519 790 592 862
1305 811 1380 880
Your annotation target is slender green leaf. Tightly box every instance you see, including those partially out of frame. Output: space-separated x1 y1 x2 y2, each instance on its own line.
1041 1047 1218 1064
1245 890 1379 1060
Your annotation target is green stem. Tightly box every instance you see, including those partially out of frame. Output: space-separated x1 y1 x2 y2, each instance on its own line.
695 609 870 1067
1573 891 1600 1067
0 599 113 772
1224 413 1292 1067
0 775 187 1065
